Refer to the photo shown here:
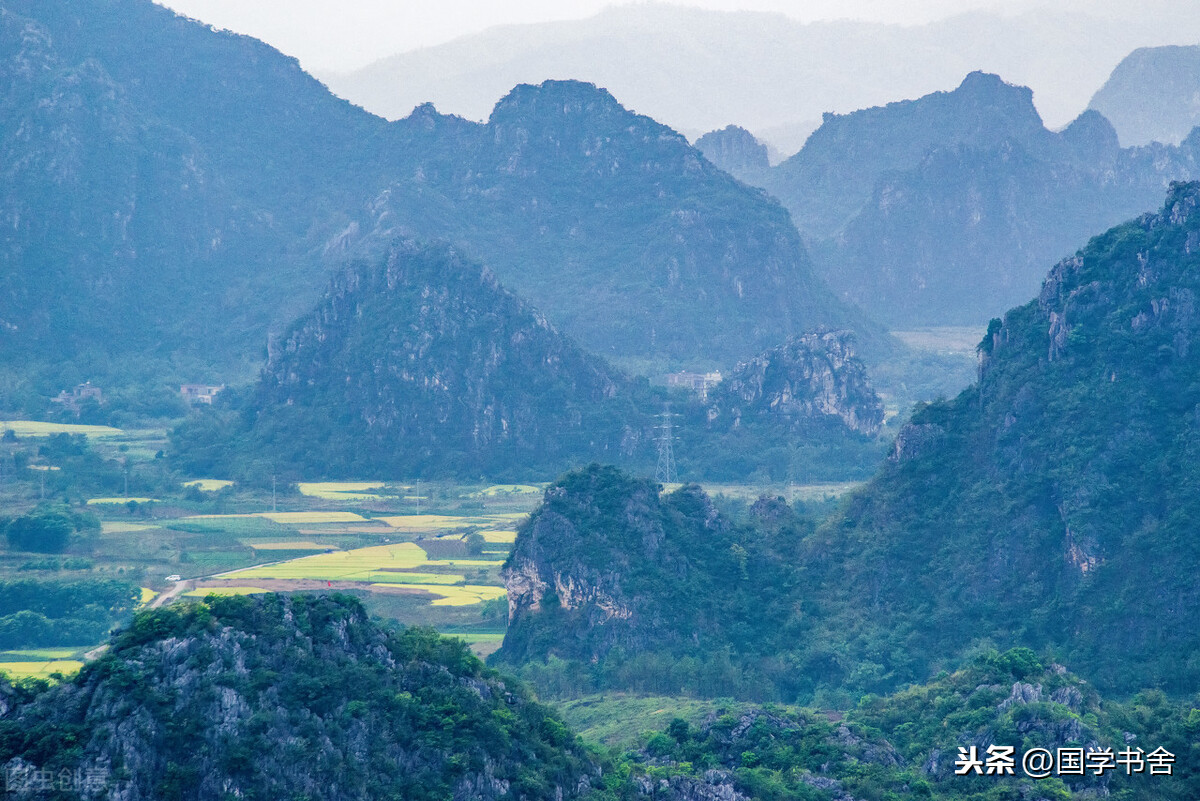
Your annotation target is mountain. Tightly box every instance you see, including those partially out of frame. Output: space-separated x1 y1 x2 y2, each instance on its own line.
6 592 1194 800
693 125 770 183
498 465 809 695
321 3 1200 151
173 242 649 481
795 182 1200 695
0 0 387 390
1089 45 1200 146
173 249 887 483
755 72 1200 327
0 0 867 402
594 651 1197 801
766 71 1055 240
348 80 869 370
677 331 886 481
498 184 1200 699
0 593 603 801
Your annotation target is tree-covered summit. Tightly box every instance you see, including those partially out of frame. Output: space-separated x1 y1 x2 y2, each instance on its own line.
799 181 1200 694
0 594 603 801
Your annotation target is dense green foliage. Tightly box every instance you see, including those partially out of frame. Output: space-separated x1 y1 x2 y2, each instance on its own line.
171 242 654 481
3 504 99 553
0 0 871 412
0 594 1194 800
0 594 608 800
499 237 1200 696
789 182 1200 695
0 579 138 649
678 332 886 482
599 650 1199 800
170 248 887 482
497 465 829 700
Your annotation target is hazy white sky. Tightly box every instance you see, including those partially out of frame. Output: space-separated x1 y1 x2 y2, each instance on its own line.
157 0 1031 72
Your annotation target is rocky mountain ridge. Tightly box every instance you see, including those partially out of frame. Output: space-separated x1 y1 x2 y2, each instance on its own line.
704 331 884 437
1088 44 1200 146
795 181 1200 693
0 594 602 801
716 72 1200 327
0 0 871 402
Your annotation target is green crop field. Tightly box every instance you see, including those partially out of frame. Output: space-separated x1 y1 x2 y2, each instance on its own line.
188 511 368 524
377 514 492 530
241 541 336 551
475 484 543 496
0 648 83 660
297 481 386 500
87 497 158 505
0 421 124 437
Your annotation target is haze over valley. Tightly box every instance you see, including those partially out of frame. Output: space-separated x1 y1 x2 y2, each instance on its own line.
0 1 1198 798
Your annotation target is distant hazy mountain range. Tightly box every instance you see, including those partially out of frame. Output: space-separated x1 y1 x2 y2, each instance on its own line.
0 0 868 399
1089 44 1200 146
699 73 1200 327
322 2 1200 155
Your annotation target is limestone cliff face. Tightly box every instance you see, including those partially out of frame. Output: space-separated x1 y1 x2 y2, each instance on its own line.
0 595 601 801
704 331 884 436
244 240 646 478
498 465 738 665
807 183 1200 694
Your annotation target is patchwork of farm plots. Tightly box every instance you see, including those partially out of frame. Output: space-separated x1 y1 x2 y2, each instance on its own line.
164 483 528 620
0 649 87 681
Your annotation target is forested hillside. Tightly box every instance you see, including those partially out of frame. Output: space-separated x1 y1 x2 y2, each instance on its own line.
0 594 604 801
498 184 1200 699
172 248 885 483
173 242 650 480
797 182 1200 694
0 0 869 410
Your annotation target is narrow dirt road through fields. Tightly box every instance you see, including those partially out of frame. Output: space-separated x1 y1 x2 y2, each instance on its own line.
150 579 193 609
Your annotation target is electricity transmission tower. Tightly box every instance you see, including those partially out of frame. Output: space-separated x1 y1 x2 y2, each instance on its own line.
654 405 677 484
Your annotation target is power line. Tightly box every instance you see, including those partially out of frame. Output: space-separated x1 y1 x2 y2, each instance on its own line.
654 404 677 485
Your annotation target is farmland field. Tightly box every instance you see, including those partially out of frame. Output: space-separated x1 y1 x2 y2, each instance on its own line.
184 586 270 597
188 511 369 524
224 542 426 579
475 484 542 496
0 648 82 660
377 514 492 530
0 660 85 679
0 473 550 663
298 481 386 500
240 541 335 551
0 421 124 437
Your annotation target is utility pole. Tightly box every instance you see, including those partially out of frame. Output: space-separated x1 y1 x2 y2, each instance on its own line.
655 404 677 485
272 475 277 512
415 480 421 516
